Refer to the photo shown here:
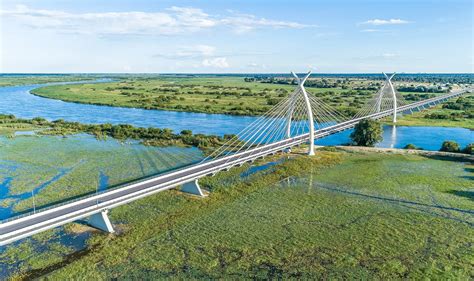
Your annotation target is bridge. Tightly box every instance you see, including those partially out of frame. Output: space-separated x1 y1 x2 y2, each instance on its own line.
0 72 470 246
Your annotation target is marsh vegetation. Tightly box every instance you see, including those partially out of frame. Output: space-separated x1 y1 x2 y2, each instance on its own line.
2 149 472 279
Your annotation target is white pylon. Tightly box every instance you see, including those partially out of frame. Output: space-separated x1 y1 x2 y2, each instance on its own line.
288 71 315 156
382 72 397 123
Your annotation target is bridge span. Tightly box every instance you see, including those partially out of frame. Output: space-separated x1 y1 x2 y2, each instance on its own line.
0 73 470 246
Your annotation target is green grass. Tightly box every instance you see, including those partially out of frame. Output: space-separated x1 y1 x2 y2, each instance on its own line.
3 150 472 279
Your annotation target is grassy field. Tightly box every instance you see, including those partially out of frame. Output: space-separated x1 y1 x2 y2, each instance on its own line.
3 149 472 279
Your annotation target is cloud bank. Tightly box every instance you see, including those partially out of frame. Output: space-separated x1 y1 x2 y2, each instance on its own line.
1 5 312 35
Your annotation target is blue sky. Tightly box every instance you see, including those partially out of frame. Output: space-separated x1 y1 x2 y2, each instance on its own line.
1 0 472 73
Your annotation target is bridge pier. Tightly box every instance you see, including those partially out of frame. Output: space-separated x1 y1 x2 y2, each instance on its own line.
181 179 206 197
87 210 114 233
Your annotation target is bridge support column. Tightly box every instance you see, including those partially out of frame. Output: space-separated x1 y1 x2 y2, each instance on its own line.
88 210 114 233
181 179 206 197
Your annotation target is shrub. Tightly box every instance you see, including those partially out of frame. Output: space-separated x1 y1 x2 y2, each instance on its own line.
266 98 280 106
440 141 460 153
461 143 473 155
403 144 423 150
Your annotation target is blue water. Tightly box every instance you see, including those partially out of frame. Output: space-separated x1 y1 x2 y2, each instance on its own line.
98 171 109 192
240 159 286 178
317 125 473 151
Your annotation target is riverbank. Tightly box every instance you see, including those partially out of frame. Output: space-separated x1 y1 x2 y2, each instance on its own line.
335 145 474 160
3 149 472 279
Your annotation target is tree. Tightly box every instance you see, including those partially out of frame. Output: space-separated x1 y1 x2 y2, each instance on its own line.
350 119 383 147
440 140 460 153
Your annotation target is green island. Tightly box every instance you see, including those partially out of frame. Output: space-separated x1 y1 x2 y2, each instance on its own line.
2 148 472 279
30 75 473 128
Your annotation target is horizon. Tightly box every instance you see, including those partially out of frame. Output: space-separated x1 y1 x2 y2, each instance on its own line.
1 72 474 75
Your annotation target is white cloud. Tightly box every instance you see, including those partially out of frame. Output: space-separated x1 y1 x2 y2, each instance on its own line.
360 29 381 33
202 57 229 68
1 5 312 35
193 45 216 56
361 19 411 26
381 53 398 58
155 45 216 59
246 62 267 69
221 12 311 33
354 53 400 60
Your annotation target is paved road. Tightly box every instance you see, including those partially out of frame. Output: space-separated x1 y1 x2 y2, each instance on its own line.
0 89 469 245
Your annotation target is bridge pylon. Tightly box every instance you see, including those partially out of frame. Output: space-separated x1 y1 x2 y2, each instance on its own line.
361 72 403 122
289 71 315 156
383 72 397 123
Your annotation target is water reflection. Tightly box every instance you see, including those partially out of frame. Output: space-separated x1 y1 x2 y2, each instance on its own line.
390 125 397 148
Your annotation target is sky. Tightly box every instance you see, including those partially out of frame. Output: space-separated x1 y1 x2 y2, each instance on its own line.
0 0 472 73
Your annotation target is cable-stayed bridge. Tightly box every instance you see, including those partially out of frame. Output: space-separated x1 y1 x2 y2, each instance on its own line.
0 72 470 246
